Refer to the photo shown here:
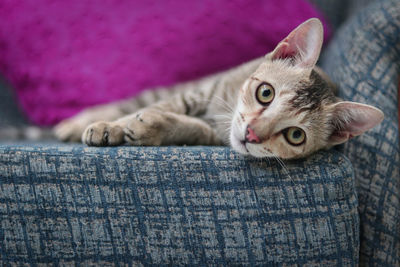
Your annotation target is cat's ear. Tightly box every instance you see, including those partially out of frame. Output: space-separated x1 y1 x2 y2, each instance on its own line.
328 101 384 145
269 18 323 69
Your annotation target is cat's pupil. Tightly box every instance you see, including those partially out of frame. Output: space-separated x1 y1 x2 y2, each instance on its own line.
293 130 301 139
262 89 271 97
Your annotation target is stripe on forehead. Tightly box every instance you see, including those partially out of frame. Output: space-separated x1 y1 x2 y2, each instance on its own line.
289 70 336 112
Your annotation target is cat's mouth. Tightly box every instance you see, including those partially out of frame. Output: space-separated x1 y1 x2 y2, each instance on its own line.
232 136 277 158
231 129 278 158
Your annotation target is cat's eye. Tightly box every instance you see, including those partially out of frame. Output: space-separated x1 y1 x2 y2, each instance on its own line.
284 127 306 146
256 83 275 105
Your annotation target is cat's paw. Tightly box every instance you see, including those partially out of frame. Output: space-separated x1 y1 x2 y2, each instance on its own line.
123 111 165 146
82 121 125 146
54 118 87 142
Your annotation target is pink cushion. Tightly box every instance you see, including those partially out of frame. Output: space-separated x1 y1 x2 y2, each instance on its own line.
0 0 330 125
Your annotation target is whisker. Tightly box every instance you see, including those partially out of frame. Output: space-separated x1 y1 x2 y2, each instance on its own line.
214 95 235 114
195 97 234 118
272 155 302 214
275 157 291 179
217 122 233 126
214 114 233 119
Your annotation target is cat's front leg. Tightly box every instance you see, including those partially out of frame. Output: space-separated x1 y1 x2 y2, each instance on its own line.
55 102 130 142
121 109 169 146
83 108 222 146
82 110 163 146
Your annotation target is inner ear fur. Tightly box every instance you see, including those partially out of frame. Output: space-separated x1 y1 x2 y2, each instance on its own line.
268 18 324 69
328 101 384 145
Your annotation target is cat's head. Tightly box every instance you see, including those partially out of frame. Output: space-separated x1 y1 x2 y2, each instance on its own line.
230 18 384 159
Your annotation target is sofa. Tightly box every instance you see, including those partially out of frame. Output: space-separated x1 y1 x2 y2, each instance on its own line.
0 0 398 266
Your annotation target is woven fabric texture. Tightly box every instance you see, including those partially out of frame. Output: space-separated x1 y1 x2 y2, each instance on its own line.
0 144 358 266
321 0 400 265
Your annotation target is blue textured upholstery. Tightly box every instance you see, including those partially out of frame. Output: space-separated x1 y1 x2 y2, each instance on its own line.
321 0 400 265
0 144 358 266
1 0 399 265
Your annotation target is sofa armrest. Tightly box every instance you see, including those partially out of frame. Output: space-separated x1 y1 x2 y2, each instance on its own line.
0 144 358 266
320 0 400 265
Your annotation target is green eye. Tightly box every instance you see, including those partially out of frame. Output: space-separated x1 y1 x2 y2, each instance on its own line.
284 127 306 146
256 83 275 105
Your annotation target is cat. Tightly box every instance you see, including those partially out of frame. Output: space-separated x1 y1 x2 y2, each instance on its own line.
54 18 384 159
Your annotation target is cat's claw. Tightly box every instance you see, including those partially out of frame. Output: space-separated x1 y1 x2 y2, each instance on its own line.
82 121 125 146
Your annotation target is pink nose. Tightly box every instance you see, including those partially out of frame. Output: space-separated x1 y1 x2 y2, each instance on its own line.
245 126 261 143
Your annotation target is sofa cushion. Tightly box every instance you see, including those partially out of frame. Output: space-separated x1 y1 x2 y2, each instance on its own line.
0 144 358 266
320 0 400 265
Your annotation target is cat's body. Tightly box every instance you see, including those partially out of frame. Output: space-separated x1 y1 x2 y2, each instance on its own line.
55 18 384 159
55 57 265 146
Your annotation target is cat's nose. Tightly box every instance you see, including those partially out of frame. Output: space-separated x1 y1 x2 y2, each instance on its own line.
245 126 261 143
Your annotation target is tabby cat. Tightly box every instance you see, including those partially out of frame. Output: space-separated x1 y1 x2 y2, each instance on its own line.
54 18 384 159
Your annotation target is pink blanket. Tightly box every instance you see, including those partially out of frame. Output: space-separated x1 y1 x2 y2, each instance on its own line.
0 0 330 125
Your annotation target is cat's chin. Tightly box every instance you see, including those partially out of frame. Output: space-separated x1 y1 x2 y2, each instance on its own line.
230 134 250 155
231 142 250 155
